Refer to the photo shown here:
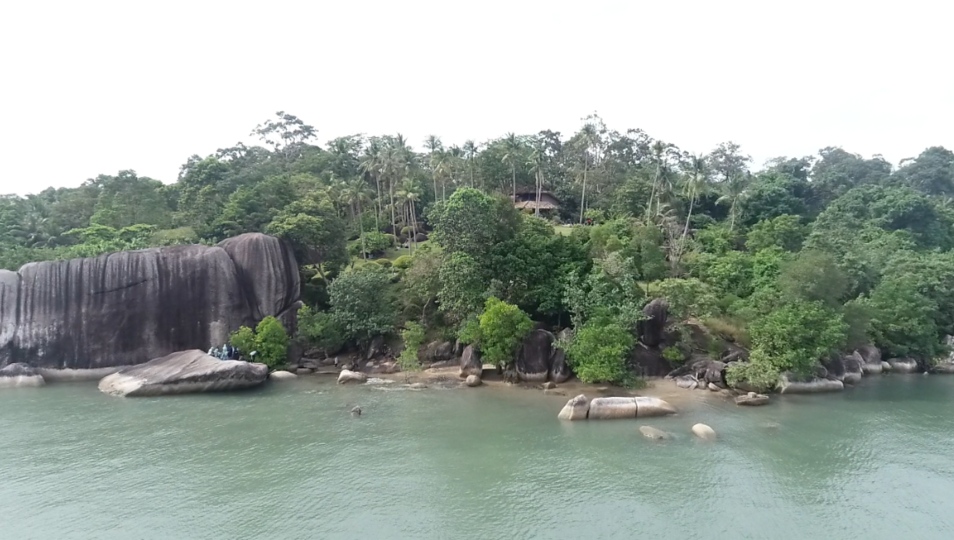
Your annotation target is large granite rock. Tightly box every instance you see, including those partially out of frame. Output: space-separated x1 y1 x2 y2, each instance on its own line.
422 341 454 363
858 345 884 374
557 394 676 420
516 329 554 382
98 350 268 397
933 335 954 373
639 298 668 347
778 374 844 394
887 358 919 373
459 346 482 378
0 362 45 388
0 234 300 372
549 348 572 383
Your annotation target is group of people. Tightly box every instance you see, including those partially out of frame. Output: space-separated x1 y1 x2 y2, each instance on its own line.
207 344 247 361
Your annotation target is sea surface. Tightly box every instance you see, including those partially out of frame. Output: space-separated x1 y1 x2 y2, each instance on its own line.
2 375 953 540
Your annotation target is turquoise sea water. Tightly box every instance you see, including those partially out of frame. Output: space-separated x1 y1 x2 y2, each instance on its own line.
2 375 953 539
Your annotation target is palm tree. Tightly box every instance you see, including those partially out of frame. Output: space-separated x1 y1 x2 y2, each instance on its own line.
501 133 522 201
577 123 599 224
646 141 677 219
396 178 423 253
463 140 479 187
359 138 383 230
340 177 371 258
682 155 709 239
424 135 444 202
526 141 546 216
716 172 750 231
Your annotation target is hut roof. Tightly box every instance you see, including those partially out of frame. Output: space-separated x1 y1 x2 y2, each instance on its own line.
514 200 559 210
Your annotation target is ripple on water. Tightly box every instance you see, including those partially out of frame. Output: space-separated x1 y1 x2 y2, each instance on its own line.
2 377 954 539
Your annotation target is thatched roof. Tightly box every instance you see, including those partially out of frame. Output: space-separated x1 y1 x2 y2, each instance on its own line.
514 200 559 210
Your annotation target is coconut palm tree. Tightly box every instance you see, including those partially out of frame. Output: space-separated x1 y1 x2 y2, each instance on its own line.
463 140 480 187
340 177 372 258
526 141 547 216
424 135 444 202
716 172 750 231
396 178 424 253
646 141 678 219
501 133 523 201
359 138 384 230
682 155 709 239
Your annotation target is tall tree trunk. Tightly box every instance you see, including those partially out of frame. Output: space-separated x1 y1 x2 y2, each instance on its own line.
511 165 516 201
535 170 542 217
470 163 475 187
374 175 382 230
433 174 439 205
579 161 588 224
357 201 366 259
389 175 397 240
682 191 695 239
410 201 418 252
646 163 661 219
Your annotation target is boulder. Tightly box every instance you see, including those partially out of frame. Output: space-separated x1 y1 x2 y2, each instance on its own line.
269 370 297 380
861 362 884 375
0 234 300 372
887 358 918 373
414 233 429 243
707 382 721 391
337 369 368 384
881 361 892 372
735 392 769 406
516 329 554 382
422 341 454 363
691 423 717 440
933 336 954 373
458 346 482 378
464 375 482 387
635 396 677 417
857 345 882 365
294 368 313 375
542 381 555 390
778 374 844 394
365 335 386 361
588 397 638 419
97 350 268 397
842 351 864 384
0 362 45 388
549 348 572 383
639 298 668 347
674 375 698 390
557 394 590 420
639 426 672 440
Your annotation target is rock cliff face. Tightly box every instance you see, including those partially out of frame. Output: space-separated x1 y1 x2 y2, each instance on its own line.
0 234 300 371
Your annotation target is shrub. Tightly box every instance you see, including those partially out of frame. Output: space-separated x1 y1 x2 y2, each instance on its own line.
748 299 847 376
229 316 289 369
392 255 413 270
725 356 780 393
296 305 346 356
477 297 533 368
374 258 392 268
398 322 426 375
328 265 396 345
662 345 685 365
565 320 634 384
646 278 719 321
360 231 393 256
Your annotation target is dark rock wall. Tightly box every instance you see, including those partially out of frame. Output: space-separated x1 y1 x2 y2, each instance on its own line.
0 234 300 370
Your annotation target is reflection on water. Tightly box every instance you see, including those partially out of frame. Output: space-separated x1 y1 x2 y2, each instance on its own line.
1 375 953 540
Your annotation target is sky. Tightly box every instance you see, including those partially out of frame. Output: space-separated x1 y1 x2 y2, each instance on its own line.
1 0 951 195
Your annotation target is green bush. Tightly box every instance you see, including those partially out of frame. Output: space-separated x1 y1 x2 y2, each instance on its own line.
398 322 425 373
725 356 780 392
662 345 685 365
392 255 413 270
328 265 396 345
477 297 533 368
361 231 394 256
297 305 346 355
374 258 392 268
229 316 289 369
565 320 634 384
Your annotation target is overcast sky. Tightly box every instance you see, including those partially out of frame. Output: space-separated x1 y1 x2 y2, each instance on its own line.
1 0 951 195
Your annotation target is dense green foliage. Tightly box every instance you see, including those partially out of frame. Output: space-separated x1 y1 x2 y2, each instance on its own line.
6 111 954 387
229 316 289 369
398 322 425 374
465 297 533 369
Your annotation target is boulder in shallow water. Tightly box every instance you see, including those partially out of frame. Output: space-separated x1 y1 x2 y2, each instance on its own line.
862 362 883 375
549 347 572 384
881 361 892 372
458 346 482 378
635 396 677 417
588 397 638 419
0 362 45 388
777 375 844 394
98 350 267 397
337 369 368 384
735 392 769 406
887 358 918 373
639 426 672 440
691 423 717 440
270 370 297 380
557 394 590 420
464 375 482 387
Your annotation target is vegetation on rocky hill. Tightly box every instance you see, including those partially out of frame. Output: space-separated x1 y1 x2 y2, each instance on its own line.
5 112 954 387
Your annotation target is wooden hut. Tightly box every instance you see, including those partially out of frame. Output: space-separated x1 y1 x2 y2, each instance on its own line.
512 190 559 214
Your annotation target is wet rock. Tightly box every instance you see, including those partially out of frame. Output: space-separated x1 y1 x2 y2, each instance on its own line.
407 382 428 389
588 397 638 419
350 406 362 416
639 426 672 440
881 361 892 372
635 397 677 417
862 362 884 375
0 362 45 388
295 368 313 375
300 360 318 370
365 335 386 361
843 352 864 384
337 369 368 384
270 370 297 380
692 423 717 440
422 341 454 363
708 382 720 391
369 361 399 374
778 374 844 394
549 346 572 384
557 394 590 420
98 350 268 397
674 375 699 390
458 346 482 378
857 345 882 365
464 375 482 387
887 358 918 373
542 381 556 390
639 298 668 347
735 392 769 406
516 329 554 382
